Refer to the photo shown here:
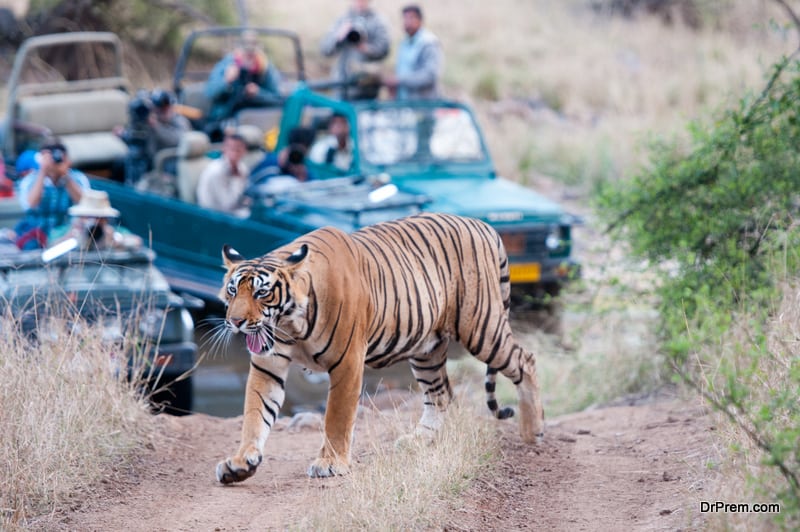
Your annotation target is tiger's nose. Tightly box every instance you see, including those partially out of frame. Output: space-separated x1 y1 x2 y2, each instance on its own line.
228 317 246 330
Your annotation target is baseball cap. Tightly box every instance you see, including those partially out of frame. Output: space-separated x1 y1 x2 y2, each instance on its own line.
15 149 40 176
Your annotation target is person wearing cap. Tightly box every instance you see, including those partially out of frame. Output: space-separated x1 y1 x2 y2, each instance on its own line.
148 89 192 157
320 0 390 100
205 30 283 134
308 112 353 173
14 143 90 250
49 189 142 251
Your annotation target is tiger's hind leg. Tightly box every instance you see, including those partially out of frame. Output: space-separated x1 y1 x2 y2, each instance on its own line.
467 317 544 443
407 337 452 438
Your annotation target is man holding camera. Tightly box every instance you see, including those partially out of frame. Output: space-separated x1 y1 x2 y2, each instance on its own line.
116 88 191 184
148 89 191 157
320 0 390 100
205 30 283 137
14 142 90 250
249 127 316 186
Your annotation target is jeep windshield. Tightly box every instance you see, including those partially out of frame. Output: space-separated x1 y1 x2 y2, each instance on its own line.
357 104 492 173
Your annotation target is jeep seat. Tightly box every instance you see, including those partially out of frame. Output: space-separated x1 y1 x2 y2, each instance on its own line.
176 131 212 203
16 89 129 169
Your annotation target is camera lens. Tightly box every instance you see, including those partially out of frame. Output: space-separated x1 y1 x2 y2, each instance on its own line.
346 29 362 44
51 149 65 164
287 145 306 165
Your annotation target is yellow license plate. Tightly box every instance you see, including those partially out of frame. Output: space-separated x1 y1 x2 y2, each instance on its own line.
509 262 541 283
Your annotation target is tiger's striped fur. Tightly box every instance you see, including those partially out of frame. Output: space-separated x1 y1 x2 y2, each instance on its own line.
215 213 544 483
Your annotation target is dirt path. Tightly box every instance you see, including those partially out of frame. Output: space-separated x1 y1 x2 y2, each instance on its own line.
50 387 714 531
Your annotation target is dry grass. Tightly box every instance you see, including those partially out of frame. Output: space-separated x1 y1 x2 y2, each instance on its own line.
298 383 499 530
0 312 154 529
700 281 800 531
256 0 794 187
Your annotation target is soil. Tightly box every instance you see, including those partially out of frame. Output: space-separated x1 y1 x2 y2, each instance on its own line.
47 387 715 531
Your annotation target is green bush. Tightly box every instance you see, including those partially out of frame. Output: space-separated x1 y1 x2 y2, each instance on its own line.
598 56 800 527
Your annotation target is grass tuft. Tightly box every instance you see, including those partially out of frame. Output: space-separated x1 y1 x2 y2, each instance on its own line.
0 311 154 528
299 384 500 530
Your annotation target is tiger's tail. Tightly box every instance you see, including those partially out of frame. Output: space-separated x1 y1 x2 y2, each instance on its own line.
485 367 515 419
485 229 514 419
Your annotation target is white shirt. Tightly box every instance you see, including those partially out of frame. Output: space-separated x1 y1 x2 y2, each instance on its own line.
196 157 250 215
308 135 353 173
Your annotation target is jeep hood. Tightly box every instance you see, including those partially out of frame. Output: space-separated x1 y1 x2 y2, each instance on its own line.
397 176 567 224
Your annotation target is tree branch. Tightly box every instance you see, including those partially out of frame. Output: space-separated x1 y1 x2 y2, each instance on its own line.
673 361 800 498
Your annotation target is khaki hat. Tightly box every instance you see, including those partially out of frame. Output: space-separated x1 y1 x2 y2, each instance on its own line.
68 189 120 218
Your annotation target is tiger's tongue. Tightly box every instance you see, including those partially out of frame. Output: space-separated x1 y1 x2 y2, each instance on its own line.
246 333 265 353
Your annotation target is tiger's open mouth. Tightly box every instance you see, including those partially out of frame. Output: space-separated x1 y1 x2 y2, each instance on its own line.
245 327 274 354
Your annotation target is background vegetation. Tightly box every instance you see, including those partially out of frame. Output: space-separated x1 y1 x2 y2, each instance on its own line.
596 14 800 531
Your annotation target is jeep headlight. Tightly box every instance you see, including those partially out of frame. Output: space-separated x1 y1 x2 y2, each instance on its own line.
139 308 194 344
139 309 166 341
545 226 562 251
101 319 124 344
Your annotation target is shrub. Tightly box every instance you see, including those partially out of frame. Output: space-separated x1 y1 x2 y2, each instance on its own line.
598 54 800 526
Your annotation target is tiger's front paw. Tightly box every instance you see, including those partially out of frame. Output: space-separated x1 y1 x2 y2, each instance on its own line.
216 446 262 484
307 456 350 478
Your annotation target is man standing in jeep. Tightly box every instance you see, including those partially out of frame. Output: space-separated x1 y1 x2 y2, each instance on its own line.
320 0 391 100
382 4 442 100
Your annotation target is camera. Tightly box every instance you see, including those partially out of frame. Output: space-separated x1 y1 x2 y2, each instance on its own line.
128 91 153 128
150 88 173 109
345 18 366 44
51 148 65 164
287 144 307 165
238 67 259 86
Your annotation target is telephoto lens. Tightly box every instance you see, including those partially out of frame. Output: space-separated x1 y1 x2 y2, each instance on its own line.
346 28 363 44
287 144 306 165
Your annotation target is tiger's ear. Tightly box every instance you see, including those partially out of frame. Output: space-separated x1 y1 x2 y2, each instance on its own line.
222 244 245 268
286 244 308 265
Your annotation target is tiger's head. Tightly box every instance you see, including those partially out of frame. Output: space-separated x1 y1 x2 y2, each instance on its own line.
219 243 309 355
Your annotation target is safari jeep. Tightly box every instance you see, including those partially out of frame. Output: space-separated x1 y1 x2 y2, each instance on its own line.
271 87 581 302
93 84 580 305
0 242 199 413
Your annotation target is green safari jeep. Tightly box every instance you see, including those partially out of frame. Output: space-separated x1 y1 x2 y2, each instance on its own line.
93 85 580 305
269 87 581 301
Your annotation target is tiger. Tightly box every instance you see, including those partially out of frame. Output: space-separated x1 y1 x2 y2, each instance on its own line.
214 212 544 483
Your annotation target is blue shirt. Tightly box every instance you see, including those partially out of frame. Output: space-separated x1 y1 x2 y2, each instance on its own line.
394 28 441 100
17 169 91 236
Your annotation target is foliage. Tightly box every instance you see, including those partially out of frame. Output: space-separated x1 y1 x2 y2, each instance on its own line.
597 55 800 526
26 0 236 51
